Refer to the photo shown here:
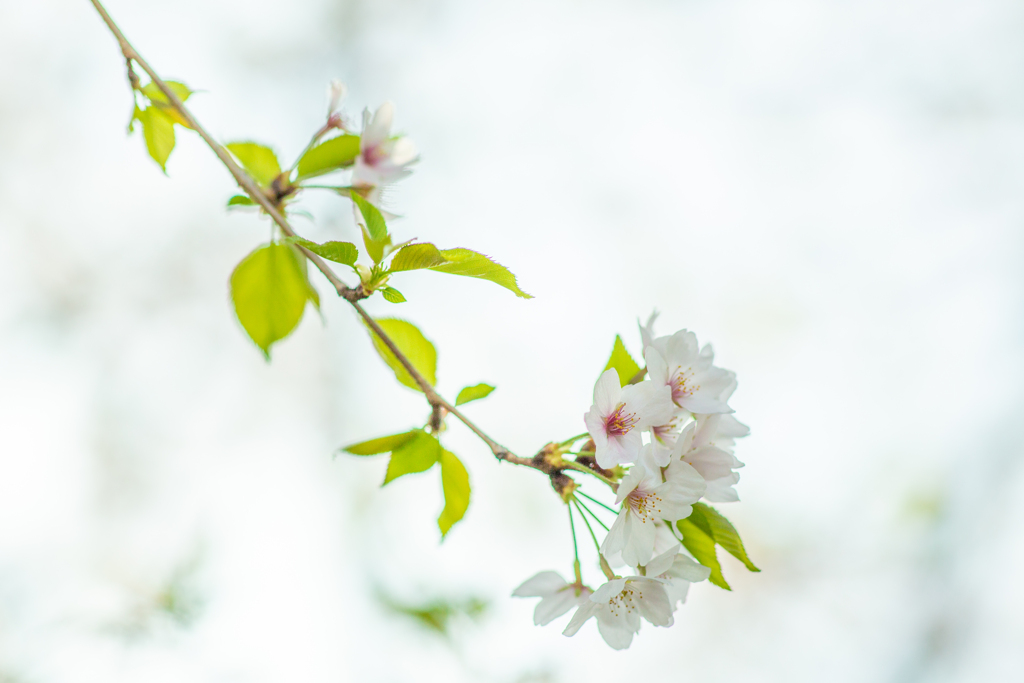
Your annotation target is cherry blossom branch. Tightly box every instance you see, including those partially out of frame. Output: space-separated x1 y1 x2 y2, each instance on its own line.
87 0 608 491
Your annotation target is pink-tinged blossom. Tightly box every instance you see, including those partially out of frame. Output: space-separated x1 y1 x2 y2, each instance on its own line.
601 452 705 567
352 102 418 189
512 571 592 626
562 575 672 650
583 369 673 469
675 411 749 502
644 333 735 414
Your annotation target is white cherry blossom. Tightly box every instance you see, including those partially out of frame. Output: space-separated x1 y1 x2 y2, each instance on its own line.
583 369 673 469
352 102 418 189
676 418 747 503
512 571 592 626
601 452 705 567
645 334 735 415
562 575 672 650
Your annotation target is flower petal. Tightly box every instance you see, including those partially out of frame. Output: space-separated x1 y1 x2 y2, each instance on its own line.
644 545 680 577
512 571 566 597
592 369 621 415
590 577 628 603
562 600 599 637
596 610 636 650
534 588 582 625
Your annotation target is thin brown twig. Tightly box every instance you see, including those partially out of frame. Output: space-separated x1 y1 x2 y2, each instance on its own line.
87 0 577 481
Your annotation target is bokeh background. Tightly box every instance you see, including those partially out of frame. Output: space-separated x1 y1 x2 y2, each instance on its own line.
2 0 1023 681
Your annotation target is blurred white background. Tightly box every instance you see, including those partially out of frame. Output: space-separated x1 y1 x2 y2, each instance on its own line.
1 0 1022 681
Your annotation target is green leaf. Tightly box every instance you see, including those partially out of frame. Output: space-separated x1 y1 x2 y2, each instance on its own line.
381 287 406 304
604 335 642 387
288 238 358 266
367 318 437 392
226 142 282 187
428 248 532 299
691 502 760 573
342 430 417 456
383 430 441 485
134 106 176 172
677 503 760 591
455 383 495 406
141 80 192 104
296 134 361 180
140 81 193 128
677 517 730 590
351 193 389 243
438 449 470 537
229 243 317 359
227 195 255 207
389 243 447 272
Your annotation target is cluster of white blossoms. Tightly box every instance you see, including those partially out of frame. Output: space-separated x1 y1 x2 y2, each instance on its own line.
515 315 749 649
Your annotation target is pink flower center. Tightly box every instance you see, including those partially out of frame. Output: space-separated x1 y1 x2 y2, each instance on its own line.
669 367 698 405
604 403 638 437
652 419 678 445
363 142 390 167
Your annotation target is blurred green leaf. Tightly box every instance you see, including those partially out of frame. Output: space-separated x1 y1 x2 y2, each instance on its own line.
296 134 361 180
367 318 437 391
438 449 470 537
389 243 447 272
351 193 389 243
381 286 406 304
384 430 441 485
342 430 417 456
377 590 488 638
455 383 495 406
140 80 193 128
133 106 176 172
141 80 192 104
227 195 255 207
677 517 729 590
226 142 282 187
288 238 358 266
230 243 316 359
428 248 532 299
604 335 641 387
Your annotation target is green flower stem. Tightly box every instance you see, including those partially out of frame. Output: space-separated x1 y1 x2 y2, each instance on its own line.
576 490 618 515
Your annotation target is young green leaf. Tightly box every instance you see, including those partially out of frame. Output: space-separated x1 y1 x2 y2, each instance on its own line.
438 449 470 538
428 248 532 299
381 287 406 304
690 503 760 573
296 134 361 180
227 195 255 207
677 503 760 590
604 335 641 387
455 383 495 406
230 243 317 359
342 430 418 456
677 517 730 590
287 238 358 266
367 318 438 391
383 430 441 485
140 81 193 128
141 80 192 104
133 106 176 172
351 193 389 243
388 243 447 272
226 142 282 187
